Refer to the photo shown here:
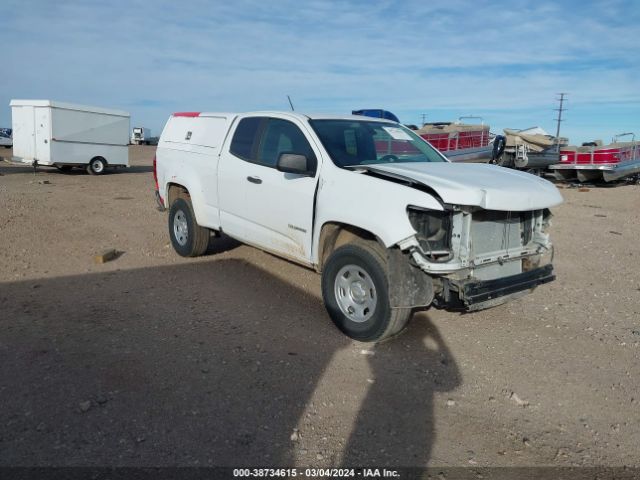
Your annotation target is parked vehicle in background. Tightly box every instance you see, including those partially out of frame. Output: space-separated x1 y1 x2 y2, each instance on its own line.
549 133 640 182
155 111 563 341
416 117 503 163
352 109 400 122
131 126 158 145
353 110 504 164
10 100 130 174
497 126 567 172
0 128 11 148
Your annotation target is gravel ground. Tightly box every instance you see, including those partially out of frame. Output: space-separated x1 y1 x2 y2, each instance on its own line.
0 146 639 468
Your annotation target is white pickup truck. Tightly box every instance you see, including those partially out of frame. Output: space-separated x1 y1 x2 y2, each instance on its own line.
154 111 563 341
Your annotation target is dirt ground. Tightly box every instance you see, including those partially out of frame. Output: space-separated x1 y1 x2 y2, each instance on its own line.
0 146 639 468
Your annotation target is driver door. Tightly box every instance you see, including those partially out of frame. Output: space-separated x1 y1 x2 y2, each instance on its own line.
243 117 319 262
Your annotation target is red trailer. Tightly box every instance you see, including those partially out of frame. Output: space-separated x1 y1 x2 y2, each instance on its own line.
416 117 495 163
549 133 640 182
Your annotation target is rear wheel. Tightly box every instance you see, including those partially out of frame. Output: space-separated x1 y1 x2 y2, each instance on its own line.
321 242 412 342
168 197 209 257
87 157 106 175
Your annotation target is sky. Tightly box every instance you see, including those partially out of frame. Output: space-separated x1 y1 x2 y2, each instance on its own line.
1 0 638 144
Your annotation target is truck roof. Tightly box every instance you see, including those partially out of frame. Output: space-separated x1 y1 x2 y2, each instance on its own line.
10 99 130 117
175 111 395 123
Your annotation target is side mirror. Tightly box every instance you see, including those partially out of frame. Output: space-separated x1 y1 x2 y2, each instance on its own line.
276 153 314 176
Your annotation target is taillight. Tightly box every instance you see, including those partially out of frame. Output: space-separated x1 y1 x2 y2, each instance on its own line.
152 155 159 191
153 155 164 205
152 155 166 210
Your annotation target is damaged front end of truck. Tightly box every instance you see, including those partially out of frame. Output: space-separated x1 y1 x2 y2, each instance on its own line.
395 205 556 311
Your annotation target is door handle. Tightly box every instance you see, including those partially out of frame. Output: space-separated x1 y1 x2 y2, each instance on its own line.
247 176 262 184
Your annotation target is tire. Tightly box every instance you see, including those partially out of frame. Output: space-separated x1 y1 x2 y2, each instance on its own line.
87 157 106 175
168 197 209 257
321 242 412 342
56 165 73 172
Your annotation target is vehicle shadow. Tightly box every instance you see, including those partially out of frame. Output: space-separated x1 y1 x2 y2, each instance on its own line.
0 259 347 466
0 163 154 176
0 160 37 175
206 233 242 255
0 258 459 467
342 315 461 465
111 165 154 174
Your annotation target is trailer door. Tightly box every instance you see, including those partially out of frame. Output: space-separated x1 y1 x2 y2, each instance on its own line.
13 105 36 161
34 107 51 163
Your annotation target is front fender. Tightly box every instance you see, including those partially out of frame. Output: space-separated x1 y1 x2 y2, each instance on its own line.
312 170 442 263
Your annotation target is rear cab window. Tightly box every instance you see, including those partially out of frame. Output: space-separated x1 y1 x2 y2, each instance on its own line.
230 117 263 161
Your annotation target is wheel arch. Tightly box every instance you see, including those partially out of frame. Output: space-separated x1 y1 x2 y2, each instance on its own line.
167 182 190 206
165 182 208 226
317 221 434 310
316 221 385 272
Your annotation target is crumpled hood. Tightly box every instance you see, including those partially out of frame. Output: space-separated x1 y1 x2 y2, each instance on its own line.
365 162 563 211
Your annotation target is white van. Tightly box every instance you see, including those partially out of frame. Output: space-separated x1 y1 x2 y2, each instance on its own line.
10 100 130 174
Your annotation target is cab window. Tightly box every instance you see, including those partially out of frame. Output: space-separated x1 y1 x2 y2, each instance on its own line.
257 118 316 171
230 117 263 161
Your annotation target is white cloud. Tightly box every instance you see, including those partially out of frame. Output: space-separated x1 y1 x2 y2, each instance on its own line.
1 0 638 143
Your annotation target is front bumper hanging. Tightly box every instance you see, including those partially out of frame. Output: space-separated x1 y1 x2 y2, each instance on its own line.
436 264 556 311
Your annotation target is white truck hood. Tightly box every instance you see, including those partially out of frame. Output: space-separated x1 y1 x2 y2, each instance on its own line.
364 162 563 211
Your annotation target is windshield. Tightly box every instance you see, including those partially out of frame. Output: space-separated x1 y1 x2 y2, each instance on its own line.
309 119 446 168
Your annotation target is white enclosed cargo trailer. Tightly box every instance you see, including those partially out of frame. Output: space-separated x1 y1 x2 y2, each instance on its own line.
10 100 130 174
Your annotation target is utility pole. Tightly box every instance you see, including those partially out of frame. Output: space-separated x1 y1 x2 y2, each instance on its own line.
421 113 427 126
554 93 567 156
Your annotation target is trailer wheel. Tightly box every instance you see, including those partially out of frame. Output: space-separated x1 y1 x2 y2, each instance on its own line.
56 165 73 172
321 242 412 342
87 157 107 175
168 197 209 257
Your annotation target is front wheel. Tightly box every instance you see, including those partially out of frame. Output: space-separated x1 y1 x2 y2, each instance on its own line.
321 243 411 342
168 197 209 257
